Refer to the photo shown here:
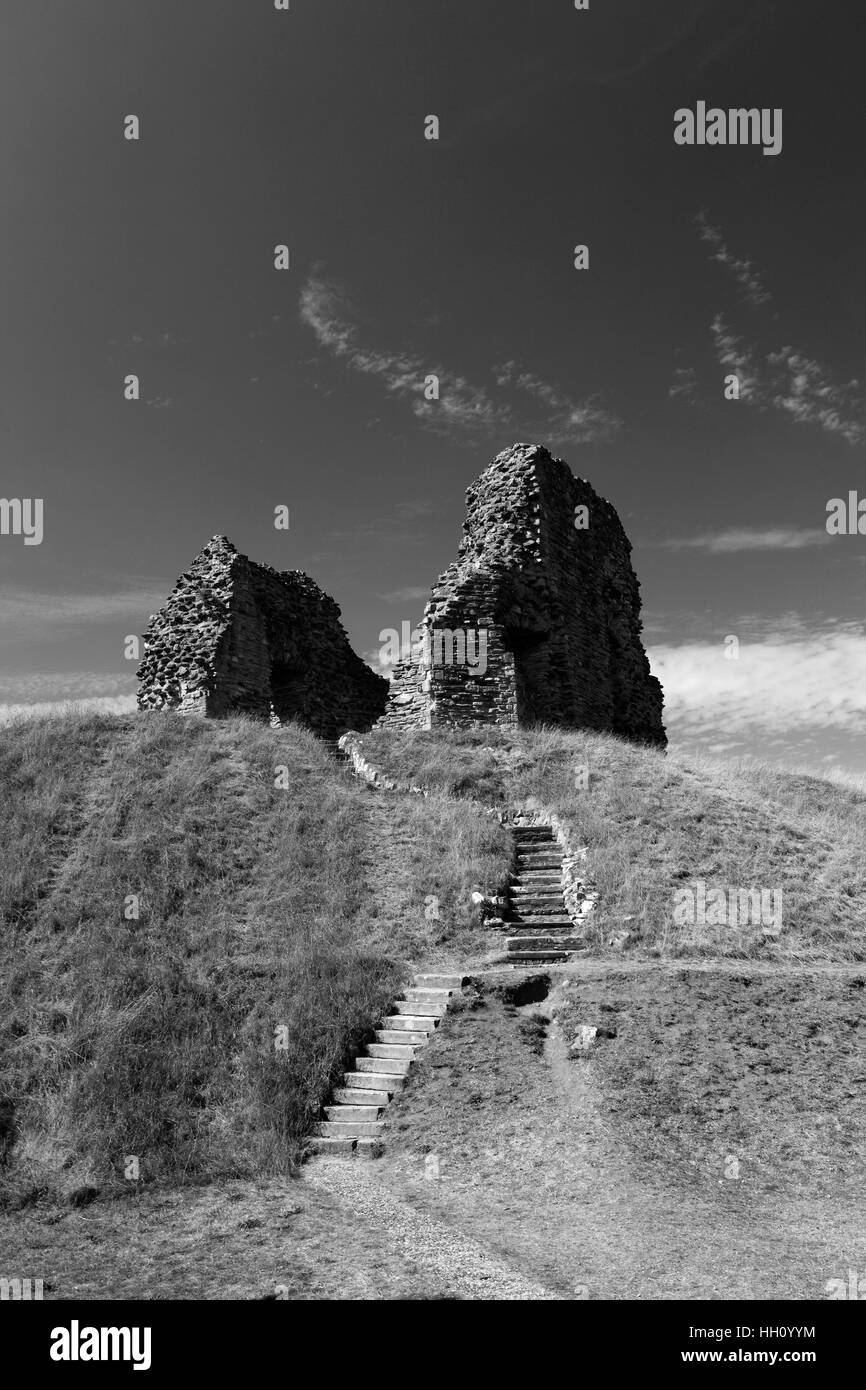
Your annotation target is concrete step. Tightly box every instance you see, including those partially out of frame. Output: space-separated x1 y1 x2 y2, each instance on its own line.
316 1121 384 1138
325 1102 383 1120
306 1136 379 1156
516 854 562 865
382 1015 440 1032
342 1072 404 1092
413 973 466 990
392 998 447 1017
404 987 453 1001
375 1028 429 1046
356 1054 412 1076
366 1043 418 1061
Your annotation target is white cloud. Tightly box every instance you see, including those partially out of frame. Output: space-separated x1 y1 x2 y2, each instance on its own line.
0 694 137 725
300 273 619 444
660 526 831 554
649 622 866 739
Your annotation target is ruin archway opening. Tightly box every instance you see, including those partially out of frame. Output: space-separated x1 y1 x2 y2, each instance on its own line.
505 625 550 724
269 657 307 724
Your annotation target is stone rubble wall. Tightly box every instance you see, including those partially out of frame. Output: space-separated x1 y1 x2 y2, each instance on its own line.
378 442 665 744
137 536 388 739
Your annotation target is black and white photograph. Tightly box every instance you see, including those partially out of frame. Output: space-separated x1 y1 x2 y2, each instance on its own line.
1 0 864 1354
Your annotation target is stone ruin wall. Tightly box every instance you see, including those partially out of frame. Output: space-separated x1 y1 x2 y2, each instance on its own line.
380 442 666 744
137 536 388 739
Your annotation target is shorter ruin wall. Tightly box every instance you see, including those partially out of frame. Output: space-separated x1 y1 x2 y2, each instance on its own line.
136 536 388 738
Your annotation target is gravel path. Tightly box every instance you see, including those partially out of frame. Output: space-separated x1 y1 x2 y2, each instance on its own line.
304 1159 560 1300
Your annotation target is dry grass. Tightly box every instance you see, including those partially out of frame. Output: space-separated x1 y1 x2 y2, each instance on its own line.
356 726 866 962
0 710 509 1205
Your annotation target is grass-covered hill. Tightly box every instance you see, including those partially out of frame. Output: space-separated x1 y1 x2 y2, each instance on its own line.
2 712 864 1298
0 712 506 1204
357 725 866 962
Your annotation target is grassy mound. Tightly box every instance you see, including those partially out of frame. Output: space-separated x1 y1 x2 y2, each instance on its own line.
0 711 508 1203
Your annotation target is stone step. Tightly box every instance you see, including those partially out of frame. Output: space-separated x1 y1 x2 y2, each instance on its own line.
392 998 447 1017
331 1088 391 1108
510 916 574 928
365 1043 419 1061
405 986 454 999
511 884 564 894
316 1121 384 1138
342 1072 405 1092
516 854 562 865
382 1015 440 1032
374 1028 429 1046
356 1054 412 1076
506 924 577 936
306 1136 379 1156
508 900 569 911
506 936 585 951
511 884 567 895
413 973 466 990
507 950 574 963
325 1102 383 1121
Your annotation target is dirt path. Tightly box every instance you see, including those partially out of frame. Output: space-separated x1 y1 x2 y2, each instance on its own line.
304 1159 560 1299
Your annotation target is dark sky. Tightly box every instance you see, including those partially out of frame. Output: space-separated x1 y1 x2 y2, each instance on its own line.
2 0 865 769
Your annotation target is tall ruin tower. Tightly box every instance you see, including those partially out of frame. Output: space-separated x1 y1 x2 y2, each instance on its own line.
379 442 666 744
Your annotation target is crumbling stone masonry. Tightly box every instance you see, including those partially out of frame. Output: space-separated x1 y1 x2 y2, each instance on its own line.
379 442 666 744
136 536 388 738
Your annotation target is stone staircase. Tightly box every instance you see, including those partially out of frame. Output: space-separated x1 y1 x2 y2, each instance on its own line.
306 972 465 1158
504 825 584 964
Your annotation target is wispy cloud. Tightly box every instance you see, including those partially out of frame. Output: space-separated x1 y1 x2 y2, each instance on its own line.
692 215 866 444
709 314 865 442
493 362 620 442
696 211 771 307
0 588 168 640
300 273 620 444
378 585 431 603
660 526 831 554
0 671 136 703
668 365 699 401
710 314 763 401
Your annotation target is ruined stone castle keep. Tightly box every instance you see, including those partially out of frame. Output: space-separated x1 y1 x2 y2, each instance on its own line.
136 536 388 738
379 443 666 744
